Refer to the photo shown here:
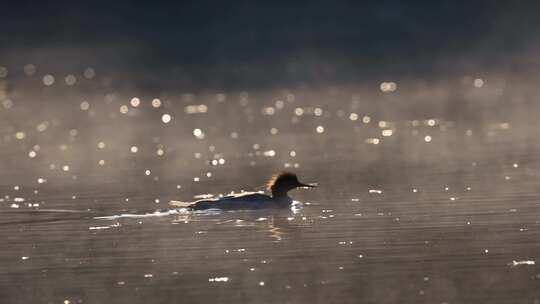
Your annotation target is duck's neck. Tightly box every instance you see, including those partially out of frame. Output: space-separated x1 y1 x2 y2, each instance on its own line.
271 188 290 201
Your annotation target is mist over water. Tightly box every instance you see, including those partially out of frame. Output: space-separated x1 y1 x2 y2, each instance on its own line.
3 2 540 303
1 62 540 303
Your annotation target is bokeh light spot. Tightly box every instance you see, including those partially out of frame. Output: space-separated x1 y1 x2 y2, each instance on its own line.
43 74 55 86
151 98 162 108
161 114 172 123
84 68 96 79
130 97 141 107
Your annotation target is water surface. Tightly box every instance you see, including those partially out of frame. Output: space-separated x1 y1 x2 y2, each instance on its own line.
1 81 540 303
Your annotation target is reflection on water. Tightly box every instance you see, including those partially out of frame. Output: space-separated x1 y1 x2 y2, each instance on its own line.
1 70 540 303
2 151 540 303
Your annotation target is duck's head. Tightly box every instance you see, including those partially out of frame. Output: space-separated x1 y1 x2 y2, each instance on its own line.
267 172 316 198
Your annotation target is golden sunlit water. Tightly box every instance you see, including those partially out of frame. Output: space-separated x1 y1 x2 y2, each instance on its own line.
1 66 540 303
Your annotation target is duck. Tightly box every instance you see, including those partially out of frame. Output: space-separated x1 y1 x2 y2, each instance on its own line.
169 172 316 210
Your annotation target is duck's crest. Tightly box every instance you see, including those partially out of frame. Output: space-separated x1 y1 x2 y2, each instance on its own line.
266 172 297 191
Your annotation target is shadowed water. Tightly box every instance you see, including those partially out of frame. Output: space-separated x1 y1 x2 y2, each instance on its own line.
1 77 540 303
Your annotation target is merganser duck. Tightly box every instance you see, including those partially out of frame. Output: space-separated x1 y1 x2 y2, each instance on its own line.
170 172 316 210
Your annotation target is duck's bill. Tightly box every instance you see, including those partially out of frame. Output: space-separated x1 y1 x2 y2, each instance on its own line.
298 183 317 188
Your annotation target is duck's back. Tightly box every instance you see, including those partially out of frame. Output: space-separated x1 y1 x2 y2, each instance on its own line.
189 192 284 210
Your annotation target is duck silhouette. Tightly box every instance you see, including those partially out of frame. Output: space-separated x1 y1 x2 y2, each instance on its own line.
170 172 316 210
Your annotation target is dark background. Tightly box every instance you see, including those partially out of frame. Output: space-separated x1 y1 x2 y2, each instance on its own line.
2 1 540 89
